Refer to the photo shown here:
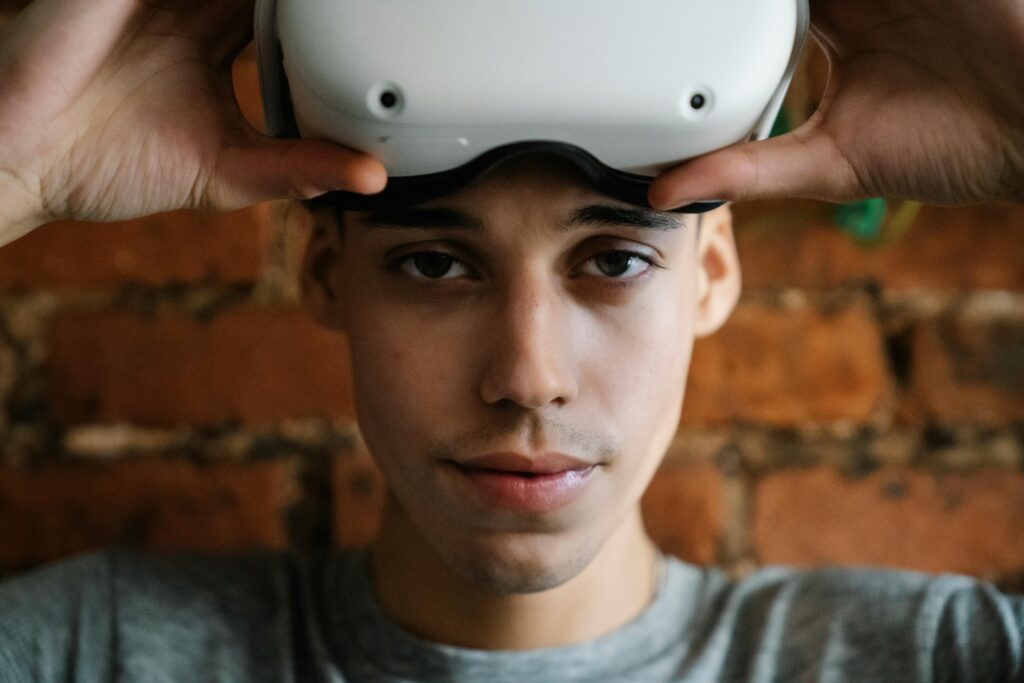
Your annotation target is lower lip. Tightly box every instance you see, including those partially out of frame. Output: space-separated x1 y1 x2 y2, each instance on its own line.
444 462 597 513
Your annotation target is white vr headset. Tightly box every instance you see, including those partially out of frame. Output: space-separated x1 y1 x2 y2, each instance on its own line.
255 0 810 213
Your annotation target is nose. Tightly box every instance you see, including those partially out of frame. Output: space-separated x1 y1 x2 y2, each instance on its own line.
479 273 578 410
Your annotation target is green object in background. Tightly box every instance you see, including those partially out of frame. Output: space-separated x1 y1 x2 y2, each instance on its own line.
769 107 791 139
834 198 888 242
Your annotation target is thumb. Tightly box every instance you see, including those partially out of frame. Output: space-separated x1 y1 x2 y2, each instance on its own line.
209 135 388 210
647 122 862 210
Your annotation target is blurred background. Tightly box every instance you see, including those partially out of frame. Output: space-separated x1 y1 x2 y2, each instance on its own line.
1 3 1023 593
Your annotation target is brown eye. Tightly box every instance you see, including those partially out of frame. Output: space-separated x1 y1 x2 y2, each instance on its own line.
595 252 635 277
413 253 454 278
393 251 471 280
580 250 655 279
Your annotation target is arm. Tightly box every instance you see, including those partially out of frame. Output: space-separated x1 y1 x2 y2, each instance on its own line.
0 168 46 246
924 577 1024 683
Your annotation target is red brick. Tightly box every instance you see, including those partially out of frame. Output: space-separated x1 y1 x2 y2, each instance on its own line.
331 447 386 548
0 337 14 408
330 443 727 565
641 459 726 565
734 201 1024 292
0 205 270 289
683 303 890 427
752 467 1024 577
0 458 296 571
903 317 1024 426
48 307 355 426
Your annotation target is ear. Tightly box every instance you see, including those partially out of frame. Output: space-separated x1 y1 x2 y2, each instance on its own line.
693 204 741 338
300 206 349 332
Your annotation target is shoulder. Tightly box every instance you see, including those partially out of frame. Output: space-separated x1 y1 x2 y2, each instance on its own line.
0 550 116 627
105 547 295 619
0 550 117 682
0 548 309 683
102 547 303 676
699 563 1024 682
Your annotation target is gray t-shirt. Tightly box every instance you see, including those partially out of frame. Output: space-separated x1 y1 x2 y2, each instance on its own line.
0 548 1021 682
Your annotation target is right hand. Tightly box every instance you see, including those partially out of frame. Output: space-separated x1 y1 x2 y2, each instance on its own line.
649 0 1024 210
0 0 387 245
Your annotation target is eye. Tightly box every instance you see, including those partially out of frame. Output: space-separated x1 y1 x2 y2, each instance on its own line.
391 251 474 280
578 250 656 279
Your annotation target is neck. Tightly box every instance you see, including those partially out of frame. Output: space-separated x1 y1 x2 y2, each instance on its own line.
368 497 662 650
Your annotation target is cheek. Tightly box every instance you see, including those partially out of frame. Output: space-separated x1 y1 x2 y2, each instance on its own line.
346 308 470 451
581 280 697 437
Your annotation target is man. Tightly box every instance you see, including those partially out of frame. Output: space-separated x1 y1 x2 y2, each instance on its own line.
1 0 1024 680
2 152 1015 679
3 151 1023 682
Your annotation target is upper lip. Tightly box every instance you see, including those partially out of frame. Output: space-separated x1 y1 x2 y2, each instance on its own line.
453 452 596 475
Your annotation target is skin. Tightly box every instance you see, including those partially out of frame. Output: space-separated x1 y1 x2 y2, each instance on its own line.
301 155 741 650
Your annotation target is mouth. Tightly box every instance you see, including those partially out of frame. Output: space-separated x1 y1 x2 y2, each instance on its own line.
441 453 599 513
456 452 596 474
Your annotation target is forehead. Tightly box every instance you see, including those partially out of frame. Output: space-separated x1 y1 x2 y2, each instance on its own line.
346 154 692 234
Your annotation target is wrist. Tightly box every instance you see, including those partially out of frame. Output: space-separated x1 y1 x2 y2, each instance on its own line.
1012 133 1024 205
0 168 48 247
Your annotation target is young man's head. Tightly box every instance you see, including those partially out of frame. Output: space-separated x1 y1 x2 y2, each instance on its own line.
300 154 740 596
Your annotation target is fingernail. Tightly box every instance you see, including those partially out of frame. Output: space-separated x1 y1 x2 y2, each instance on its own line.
345 170 388 195
650 195 692 211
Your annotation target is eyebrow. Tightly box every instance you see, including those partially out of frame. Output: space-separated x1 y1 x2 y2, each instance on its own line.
359 204 683 232
568 205 682 232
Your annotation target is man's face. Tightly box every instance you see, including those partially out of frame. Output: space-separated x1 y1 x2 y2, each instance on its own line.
302 156 739 594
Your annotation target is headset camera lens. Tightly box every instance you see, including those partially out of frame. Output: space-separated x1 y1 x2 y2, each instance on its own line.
380 91 399 109
690 93 706 110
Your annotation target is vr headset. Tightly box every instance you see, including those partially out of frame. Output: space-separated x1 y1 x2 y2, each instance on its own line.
255 0 809 213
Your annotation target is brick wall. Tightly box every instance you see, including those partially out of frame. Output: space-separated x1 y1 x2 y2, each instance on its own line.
1 7 1023 593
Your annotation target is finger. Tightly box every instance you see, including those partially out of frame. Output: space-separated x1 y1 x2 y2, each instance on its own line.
208 136 389 210
647 122 864 210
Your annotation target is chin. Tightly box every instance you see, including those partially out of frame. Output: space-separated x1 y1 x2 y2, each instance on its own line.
435 526 607 596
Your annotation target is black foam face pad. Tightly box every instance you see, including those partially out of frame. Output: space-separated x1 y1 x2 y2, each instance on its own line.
311 142 723 214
